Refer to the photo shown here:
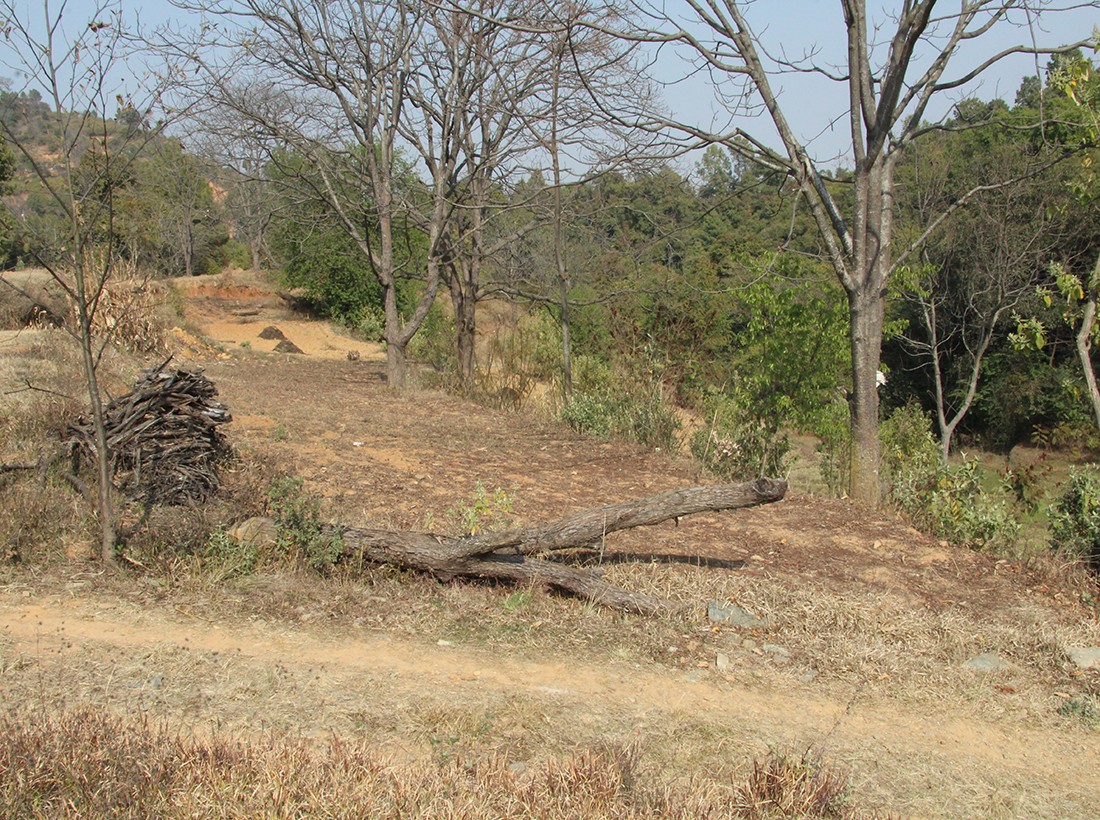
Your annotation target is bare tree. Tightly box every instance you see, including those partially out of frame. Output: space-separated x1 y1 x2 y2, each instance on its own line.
398 2 543 390
0 0 169 562
194 125 274 272
897 132 1062 462
604 1 1094 504
535 3 649 397
165 0 438 388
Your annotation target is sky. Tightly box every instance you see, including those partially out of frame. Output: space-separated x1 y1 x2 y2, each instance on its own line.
2 0 1098 169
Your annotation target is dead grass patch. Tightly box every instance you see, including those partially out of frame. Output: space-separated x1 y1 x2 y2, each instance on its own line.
0 707 868 818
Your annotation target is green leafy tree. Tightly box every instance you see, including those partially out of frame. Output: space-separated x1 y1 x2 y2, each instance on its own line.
1008 53 1100 432
891 96 1069 461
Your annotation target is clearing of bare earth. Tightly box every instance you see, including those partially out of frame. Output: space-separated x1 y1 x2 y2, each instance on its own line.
1 270 1099 818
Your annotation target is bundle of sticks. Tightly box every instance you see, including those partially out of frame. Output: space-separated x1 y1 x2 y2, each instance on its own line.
67 360 232 505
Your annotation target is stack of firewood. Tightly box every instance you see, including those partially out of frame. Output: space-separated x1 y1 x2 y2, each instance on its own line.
67 361 232 505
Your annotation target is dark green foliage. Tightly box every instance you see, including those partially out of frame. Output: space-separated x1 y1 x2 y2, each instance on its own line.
883 65 1099 452
274 222 386 323
0 90 229 277
266 147 425 325
1049 466 1100 571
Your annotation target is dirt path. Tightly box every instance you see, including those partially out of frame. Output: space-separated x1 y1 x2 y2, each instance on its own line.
2 588 1098 818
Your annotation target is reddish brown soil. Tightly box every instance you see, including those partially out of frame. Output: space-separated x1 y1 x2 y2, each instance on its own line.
3 273 1100 818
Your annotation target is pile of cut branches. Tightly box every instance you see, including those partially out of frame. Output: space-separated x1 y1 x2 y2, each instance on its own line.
67 360 232 505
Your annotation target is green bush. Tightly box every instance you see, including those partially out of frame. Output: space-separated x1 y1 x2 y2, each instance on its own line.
560 385 679 451
558 351 679 451
1049 466 1100 571
349 304 385 342
690 390 791 481
882 404 1019 551
814 396 851 497
194 526 259 583
560 390 618 439
445 481 515 536
266 476 344 572
407 301 455 376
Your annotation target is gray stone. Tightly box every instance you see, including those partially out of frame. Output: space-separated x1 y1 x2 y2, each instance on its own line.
229 517 278 549
1066 646 1100 670
507 762 527 775
963 652 1013 672
762 644 791 663
707 600 768 629
798 669 818 683
715 652 732 671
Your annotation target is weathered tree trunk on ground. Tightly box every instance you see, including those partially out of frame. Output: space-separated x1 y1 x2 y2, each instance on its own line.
339 478 787 616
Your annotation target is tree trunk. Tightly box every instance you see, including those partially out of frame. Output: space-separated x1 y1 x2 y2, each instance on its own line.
1078 294 1100 431
382 279 408 389
449 267 477 392
560 275 573 399
72 255 117 564
250 235 263 272
338 478 787 615
847 284 885 506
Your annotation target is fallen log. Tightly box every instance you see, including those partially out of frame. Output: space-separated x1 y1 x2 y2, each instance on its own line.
338 478 787 616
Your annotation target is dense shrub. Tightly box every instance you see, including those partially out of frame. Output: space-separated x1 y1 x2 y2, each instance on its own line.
407 300 456 378
266 476 344 572
560 385 679 451
559 353 679 451
882 404 1019 551
1049 466 1100 571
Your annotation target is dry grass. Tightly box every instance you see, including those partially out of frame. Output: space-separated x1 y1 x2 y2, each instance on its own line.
0 707 865 819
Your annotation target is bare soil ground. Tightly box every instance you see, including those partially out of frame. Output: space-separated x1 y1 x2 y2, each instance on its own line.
3 270 1100 817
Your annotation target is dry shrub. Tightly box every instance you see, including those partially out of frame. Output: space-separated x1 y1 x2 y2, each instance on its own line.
736 751 852 818
0 474 91 563
1 262 171 354
0 708 870 819
121 449 278 569
71 275 171 356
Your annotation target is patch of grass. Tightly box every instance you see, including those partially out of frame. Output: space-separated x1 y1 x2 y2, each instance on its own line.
1057 697 1098 726
445 480 516 535
503 588 532 612
0 708 869 818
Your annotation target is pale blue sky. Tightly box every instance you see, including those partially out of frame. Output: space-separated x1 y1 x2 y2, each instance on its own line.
3 1 1098 168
